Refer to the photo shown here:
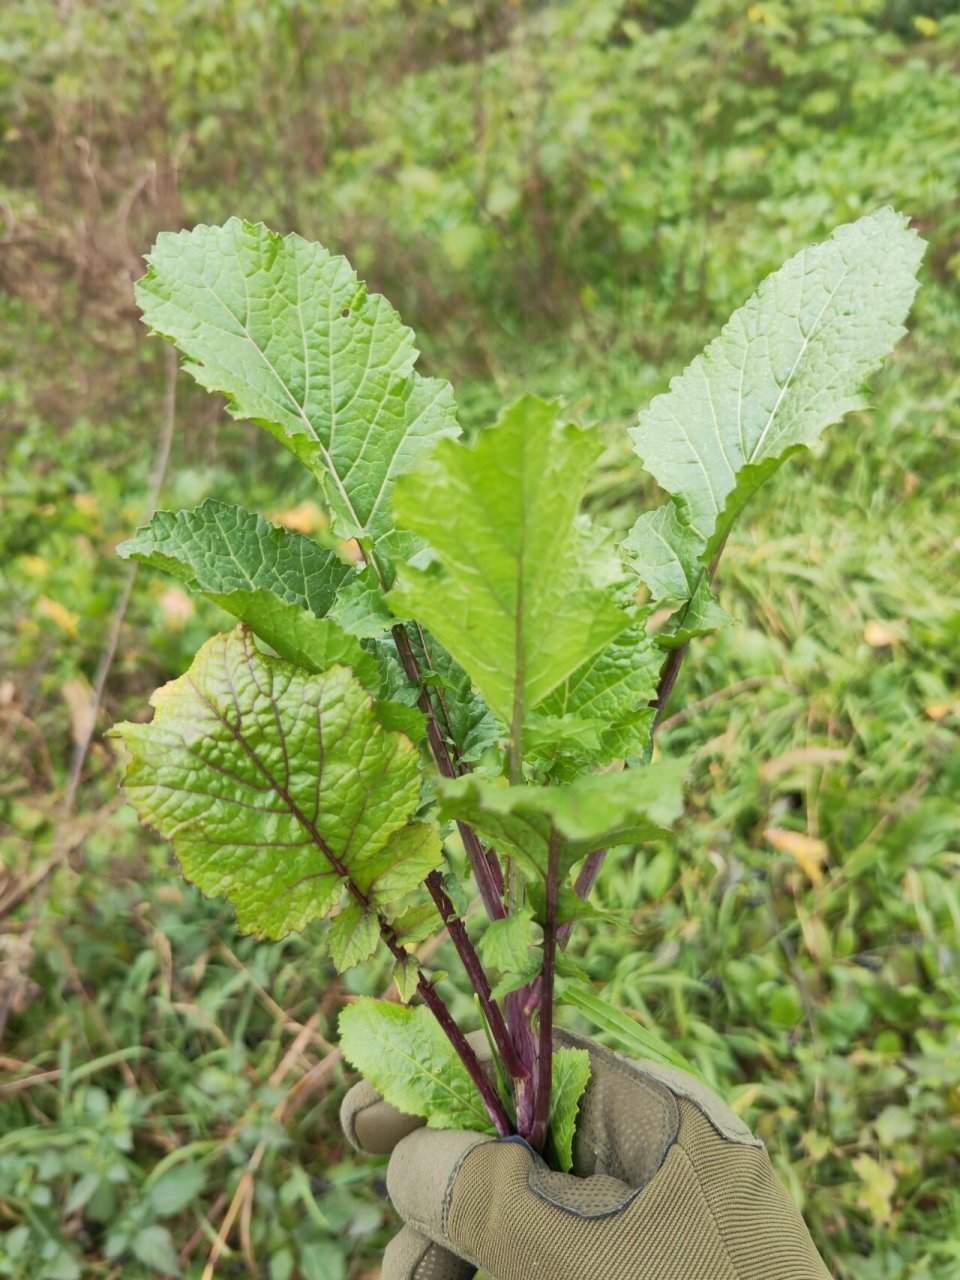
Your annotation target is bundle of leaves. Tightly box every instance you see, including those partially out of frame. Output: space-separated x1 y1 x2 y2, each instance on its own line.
111 208 923 1164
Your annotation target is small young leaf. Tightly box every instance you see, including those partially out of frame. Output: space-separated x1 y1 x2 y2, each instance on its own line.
339 999 495 1132
477 910 541 998
137 220 460 547
622 504 702 605
655 578 734 651
387 899 441 946
373 700 428 743
328 903 380 971
328 566 396 638
392 954 420 1002
547 1047 591 1173
110 628 424 939
389 396 630 745
356 823 443 903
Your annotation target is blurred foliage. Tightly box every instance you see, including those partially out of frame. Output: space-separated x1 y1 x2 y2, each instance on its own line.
1 0 958 1277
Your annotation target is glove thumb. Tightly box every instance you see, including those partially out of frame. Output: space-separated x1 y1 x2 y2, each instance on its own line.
382 1225 476 1280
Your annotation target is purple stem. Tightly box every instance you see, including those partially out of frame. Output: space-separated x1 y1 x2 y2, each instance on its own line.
566 546 728 915
244 744 512 1135
391 624 506 920
389 623 530 1090
505 987 538 1136
424 869 527 1081
527 829 560 1151
410 965 512 1137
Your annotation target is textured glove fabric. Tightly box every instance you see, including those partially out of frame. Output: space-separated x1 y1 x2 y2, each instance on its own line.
340 1032 833 1280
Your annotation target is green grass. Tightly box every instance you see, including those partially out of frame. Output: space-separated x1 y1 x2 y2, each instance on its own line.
1 1 959 1276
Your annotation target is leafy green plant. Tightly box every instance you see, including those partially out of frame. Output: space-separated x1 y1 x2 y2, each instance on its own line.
111 209 923 1163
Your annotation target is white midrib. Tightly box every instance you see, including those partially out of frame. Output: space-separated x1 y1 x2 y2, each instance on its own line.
748 264 849 466
204 277 367 538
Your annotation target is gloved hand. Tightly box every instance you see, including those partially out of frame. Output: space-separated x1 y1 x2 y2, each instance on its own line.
340 1029 833 1280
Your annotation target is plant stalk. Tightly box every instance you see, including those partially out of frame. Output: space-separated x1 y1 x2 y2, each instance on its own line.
567 548 728 915
282 780 512 1135
528 827 561 1151
423 869 528 1081
391 623 507 919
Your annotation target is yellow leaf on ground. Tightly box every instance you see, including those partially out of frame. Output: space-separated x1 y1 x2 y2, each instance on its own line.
37 596 80 637
61 677 96 748
159 586 195 630
864 619 900 647
21 555 49 578
759 746 846 781
924 702 958 722
267 501 327 534
764 827 829 883
73 492 100 518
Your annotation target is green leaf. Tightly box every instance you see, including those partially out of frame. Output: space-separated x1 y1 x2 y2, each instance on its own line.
328 566 396 638
387 898 440 946
147 1164 207 1217
120 500 350 610
477 910 541 998
629 209 923 576
559 982 702 1079
373 700 428 743
439 757 687 903
110 628 427 939
392 954 420 1002
338 998 495 1132
389 396 631 747
415 634 501 764
622 504 702 605
137 220 460 546
356 823 443 904
132 1225 180 1276
120 501 377 684
655 577 734 651
532 614 662 768
547 1047 591 1173
328 903 380 971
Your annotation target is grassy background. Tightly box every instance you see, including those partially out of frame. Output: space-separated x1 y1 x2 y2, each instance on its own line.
1 1 958 1277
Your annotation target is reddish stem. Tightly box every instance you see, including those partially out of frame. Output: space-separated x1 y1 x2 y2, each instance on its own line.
424 869 527 1082
527 829 560 1151
391 624 506 919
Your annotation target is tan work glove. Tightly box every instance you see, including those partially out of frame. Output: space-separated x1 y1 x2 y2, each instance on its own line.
340 1030 833 1280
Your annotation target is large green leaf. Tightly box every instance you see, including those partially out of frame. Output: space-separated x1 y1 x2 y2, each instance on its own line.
627 210 923 598
339 999 495 1132
389 396 631 751
438 757 688 887
110 628 438 939
120 500 378 683
136 220 460 548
